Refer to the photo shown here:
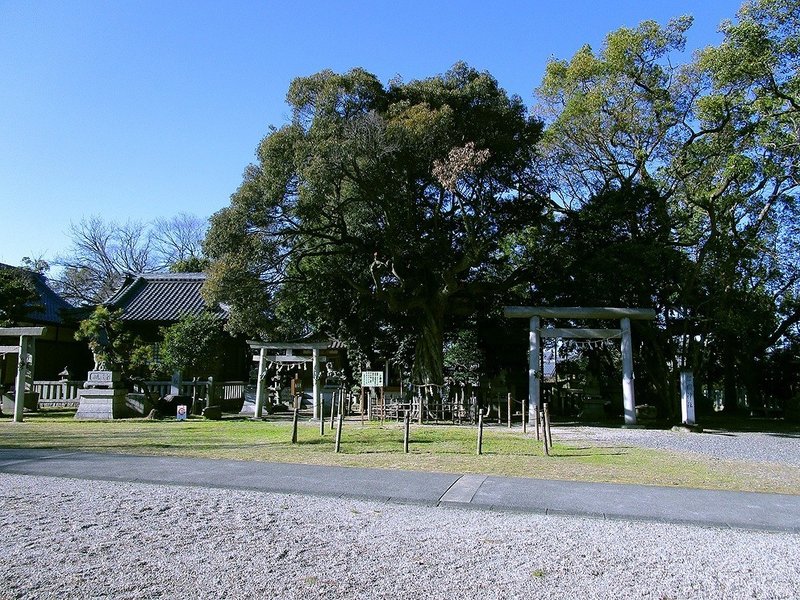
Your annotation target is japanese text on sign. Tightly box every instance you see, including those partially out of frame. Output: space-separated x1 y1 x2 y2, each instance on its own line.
361 371 384 387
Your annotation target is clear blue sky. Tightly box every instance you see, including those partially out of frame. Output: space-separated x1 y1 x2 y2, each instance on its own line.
0 0 745 267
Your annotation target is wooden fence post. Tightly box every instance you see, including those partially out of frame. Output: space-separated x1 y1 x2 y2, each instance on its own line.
522 399 527 434
334 413 344 453
291 408 299 444
330 390 336 430
507 393 512 429
476 410 484 456
542 408 549 456
535 405 541 441
403 410 410 453
543 402 552 454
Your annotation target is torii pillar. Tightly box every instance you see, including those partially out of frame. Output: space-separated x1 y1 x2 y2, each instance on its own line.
504 307 655 426
0 327 47 423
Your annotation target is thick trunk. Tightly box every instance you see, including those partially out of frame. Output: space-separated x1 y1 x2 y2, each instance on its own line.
412 302 445 387
722 337 738 415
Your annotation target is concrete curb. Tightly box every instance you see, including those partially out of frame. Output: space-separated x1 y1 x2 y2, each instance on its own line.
1 448 798 532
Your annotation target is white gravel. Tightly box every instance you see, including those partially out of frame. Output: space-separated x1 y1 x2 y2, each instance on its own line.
556 425 800 466
2 474 798 599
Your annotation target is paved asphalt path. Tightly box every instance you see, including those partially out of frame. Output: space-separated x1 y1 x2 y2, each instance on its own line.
1 447 798 532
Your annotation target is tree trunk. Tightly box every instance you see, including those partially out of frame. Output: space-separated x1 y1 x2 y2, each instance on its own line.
722 337 738 415
412 302 445 388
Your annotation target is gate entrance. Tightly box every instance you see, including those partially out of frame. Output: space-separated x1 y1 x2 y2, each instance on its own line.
504 307 655 425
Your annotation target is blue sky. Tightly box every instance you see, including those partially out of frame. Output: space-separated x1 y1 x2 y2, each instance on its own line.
0 0 745 267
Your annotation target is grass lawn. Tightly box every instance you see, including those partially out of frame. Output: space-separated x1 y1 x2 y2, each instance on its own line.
1 409 798 495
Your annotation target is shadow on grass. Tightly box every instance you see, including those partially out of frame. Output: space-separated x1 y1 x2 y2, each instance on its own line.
552 451 628 458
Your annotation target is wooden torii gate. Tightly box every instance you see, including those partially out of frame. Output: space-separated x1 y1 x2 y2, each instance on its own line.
504 307 656 426
0 326 47 423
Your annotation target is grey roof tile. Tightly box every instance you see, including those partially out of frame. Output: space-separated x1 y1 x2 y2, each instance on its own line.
106 273 225 322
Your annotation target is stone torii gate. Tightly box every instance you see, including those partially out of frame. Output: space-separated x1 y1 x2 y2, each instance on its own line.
0 326 46 423
504 307 656 426
247 340 329 420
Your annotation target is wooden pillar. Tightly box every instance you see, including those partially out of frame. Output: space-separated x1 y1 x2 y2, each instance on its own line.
312 348 320 420
528 316 541 418
621 317 637 426
254 348 266 419
13 336 30 423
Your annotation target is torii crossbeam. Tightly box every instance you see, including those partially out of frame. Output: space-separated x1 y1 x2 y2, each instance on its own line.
504 307 656 426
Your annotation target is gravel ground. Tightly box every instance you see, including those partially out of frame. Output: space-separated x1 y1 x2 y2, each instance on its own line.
2 474 798 599
556 425 800 467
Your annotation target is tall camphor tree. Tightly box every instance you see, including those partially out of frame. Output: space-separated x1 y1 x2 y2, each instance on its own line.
204 64 543 387
532 0 799 412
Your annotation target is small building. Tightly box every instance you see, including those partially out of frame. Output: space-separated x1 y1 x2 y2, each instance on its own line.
0 264 91 388
104 272 249 380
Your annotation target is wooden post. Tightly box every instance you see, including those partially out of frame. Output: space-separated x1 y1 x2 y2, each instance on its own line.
330 389 337 430
541 408 549 456
507 393 512 429
291 408 299 444
380 387 385 425
535 405 541 441
476 410 484 455
543 402 552 452
403 411 410 453
319 399 325 436
334 413 343 453
360 388 365 426
522 398 527 434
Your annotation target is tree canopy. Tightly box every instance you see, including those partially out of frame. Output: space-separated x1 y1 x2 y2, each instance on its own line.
204 63 543 385
0 267 42 327
204 0 798 415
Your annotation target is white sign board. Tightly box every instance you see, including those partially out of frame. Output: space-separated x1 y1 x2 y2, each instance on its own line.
177 405 188 421
361 371 384 388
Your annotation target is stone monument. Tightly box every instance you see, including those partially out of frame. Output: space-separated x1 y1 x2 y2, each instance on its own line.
75 369 129 420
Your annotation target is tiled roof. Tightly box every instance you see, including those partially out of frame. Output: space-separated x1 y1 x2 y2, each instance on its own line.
0 263 74 325
105 273 226 322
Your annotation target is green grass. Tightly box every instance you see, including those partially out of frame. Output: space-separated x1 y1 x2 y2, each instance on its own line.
2 409 799 495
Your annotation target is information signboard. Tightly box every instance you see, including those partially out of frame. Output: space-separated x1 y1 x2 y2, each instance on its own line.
361 371 384 388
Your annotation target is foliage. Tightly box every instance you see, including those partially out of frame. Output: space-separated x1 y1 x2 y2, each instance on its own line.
74 306 140 374
204 63 544 386
158 312 226 377
0 267 42 327
532 0 799 412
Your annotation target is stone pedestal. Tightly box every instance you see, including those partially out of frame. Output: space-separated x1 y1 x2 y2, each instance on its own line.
75 388 130 419
75 371 129 420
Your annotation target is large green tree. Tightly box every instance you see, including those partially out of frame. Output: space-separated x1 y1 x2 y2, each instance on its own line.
204 64 543 386
533 0 799 412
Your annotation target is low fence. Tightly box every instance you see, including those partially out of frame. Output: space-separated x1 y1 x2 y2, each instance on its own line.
31 380 83 407
34 379 246 410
